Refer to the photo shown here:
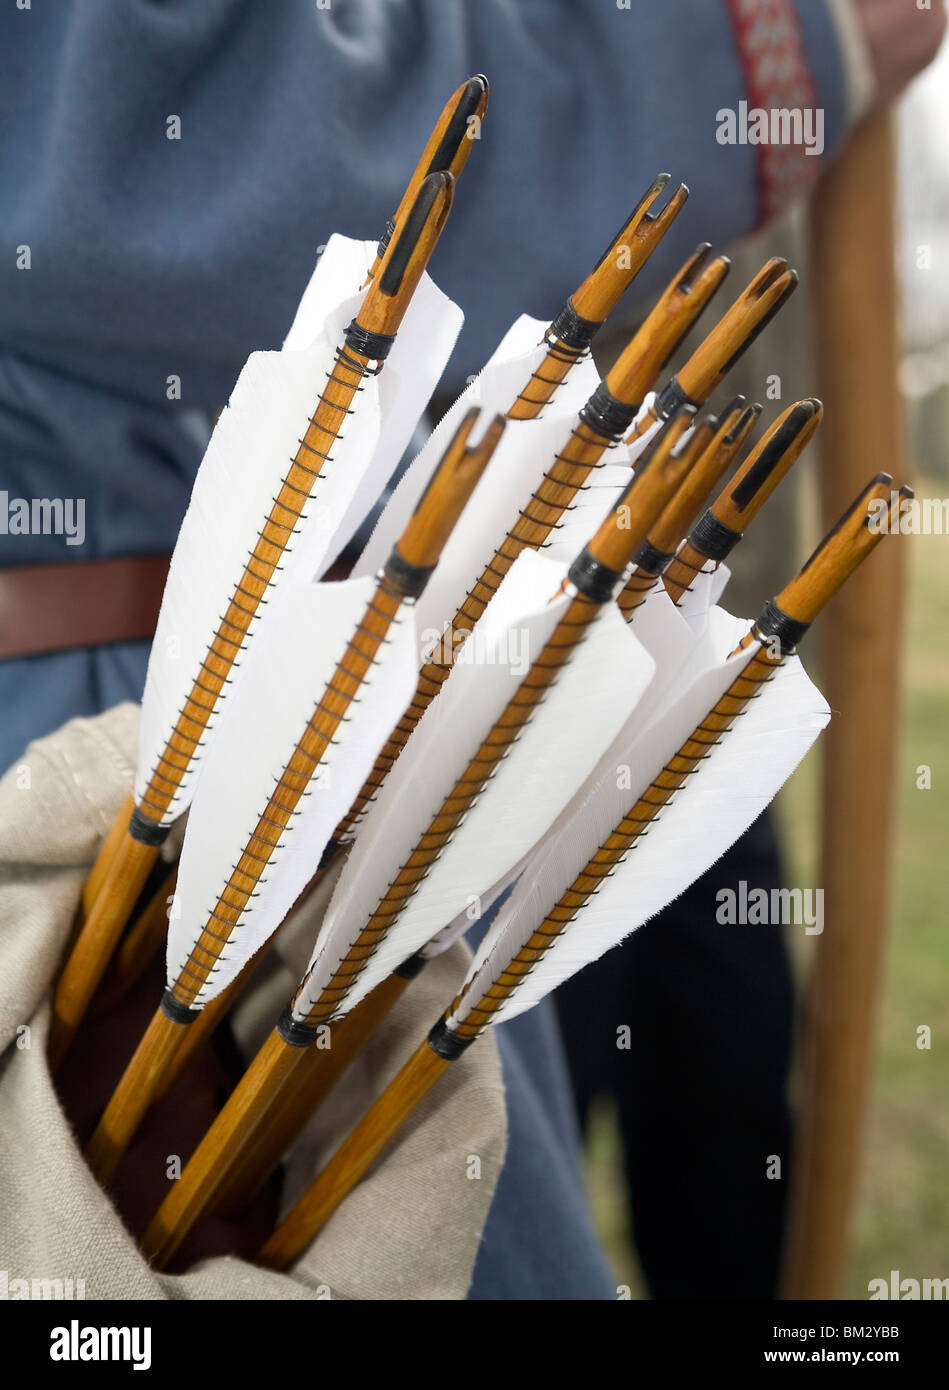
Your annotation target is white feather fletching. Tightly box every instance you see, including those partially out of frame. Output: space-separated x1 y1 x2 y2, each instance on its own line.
291 548 655 1024
136 234 461 823
354 316 658 662
422 564 728 955
166 571 420 1006
356 315 598 577
450 604 830 1030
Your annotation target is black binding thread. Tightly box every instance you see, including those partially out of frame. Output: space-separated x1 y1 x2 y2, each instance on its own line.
160 989 201 1026
128 807 170 847
344 320 396 364
631 538 675 576
653 375 698 421
690 509 741 562
384 550 434 599
754 600 809 654
549 301 601 353
395 952 428 981
277 1004 323 1048
292 609 593 1028
375 218 396 261
428 1016 473 1060
144 338 378 822
568 545 624 602
579 382 639 441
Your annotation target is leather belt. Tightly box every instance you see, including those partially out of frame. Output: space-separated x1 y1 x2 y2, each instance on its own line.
0 555 171 660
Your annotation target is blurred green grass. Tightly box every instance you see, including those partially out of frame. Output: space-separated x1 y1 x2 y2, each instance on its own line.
582 483 949 1297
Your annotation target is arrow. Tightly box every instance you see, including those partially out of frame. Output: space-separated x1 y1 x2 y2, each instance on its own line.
628 256 798 442
333 243 730 846
509 173 689 419
254 475 910 1267
662 397 822 604
367 75 489 282
89 171 686 1017
137 409 707 1267
83 409 502 1183
617 395 761 617
48 174 457 1070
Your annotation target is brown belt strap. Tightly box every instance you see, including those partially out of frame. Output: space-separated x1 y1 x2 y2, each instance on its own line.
0 555 171 660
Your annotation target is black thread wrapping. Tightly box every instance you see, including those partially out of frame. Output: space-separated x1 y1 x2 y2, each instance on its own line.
579 382 638 441
549 301 601 353
394 952 428 981
160 989 201 1026
653 375 698 421
128 807 170 847
277 1003 322 1049
376 219 396 261
754 599 809 654
690 509 742 562
344 319 396 363
631 538 675 576
568 545 624 602
384 549 435 599
428 1016 473 1060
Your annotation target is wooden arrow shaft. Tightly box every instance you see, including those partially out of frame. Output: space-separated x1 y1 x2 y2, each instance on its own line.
167 576 406 1012
333 419 612 839
48 835 160 1070
292 591 603 1027
449 641 780 1041
256 1037 450 1270
213 972 412 1219
140 1026 307 1269
139 347 375 826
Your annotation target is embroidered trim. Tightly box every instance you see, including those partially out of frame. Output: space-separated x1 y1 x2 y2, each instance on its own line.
726 0 822 224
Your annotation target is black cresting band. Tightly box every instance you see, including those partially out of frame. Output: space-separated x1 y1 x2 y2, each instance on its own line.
161 990 201 1026
579 382 638 441
653 375 698 421
394 952 428 981
690 509 742 562
277 1004 322 1048
128 807 170 847
344 319 396 363
549 301 601 353
428 1016 474 1061
384 549 435 599
568 546 625 603
631 538 675 575
754 599 809 653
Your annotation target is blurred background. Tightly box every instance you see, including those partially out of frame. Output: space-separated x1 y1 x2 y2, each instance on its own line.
585 32 949 1297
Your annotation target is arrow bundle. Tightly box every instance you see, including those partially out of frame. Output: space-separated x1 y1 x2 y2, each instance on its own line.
48 75 913 1278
